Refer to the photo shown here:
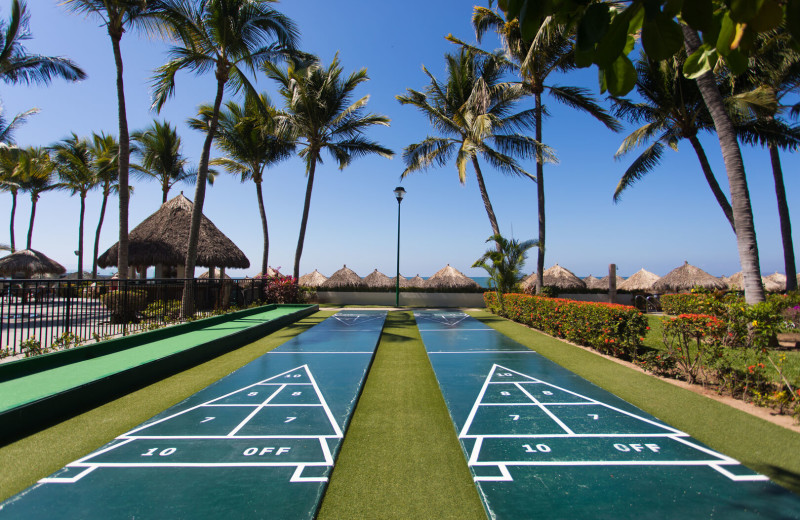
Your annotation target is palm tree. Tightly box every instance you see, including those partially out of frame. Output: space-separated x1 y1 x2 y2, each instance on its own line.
611 52 736 232
0 145 22 252
51 134 99 280
189 93 294 275
397 49 543 246
151 0 299 313
473 233 537 311
266 55 394 280
131 119 192 204
89 132 120 278
17 147 55 249
63 0 160 282
452 8 620 293
1 0 86 86
734 33 800 291
681 26 765 304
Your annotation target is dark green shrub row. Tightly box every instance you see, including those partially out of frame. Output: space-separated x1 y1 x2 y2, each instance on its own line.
486 293 648 359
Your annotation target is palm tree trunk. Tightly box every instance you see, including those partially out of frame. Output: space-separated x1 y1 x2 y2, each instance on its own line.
687 135 735 232
92 186 110 279
9 190 16 252
682 25 765 304
162 180 168 204
535 91 545 294
769 142 796 291
182 76 226 316
255 180 269 275
471 156 501 240
78 192 86 280
294 156 317 281
111 32 130 281
26 193 36 249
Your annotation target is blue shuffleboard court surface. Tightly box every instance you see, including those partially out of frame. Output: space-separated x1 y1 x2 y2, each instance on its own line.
0 311 386 520
414 310 800 519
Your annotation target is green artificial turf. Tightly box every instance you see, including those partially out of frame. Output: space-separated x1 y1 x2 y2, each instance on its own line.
0 306 306 413
468 309 800 494
0 310 335 501
317 311 486 520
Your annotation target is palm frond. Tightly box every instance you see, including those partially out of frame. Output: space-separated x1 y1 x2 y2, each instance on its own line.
614 141 664 202
548 85 621 131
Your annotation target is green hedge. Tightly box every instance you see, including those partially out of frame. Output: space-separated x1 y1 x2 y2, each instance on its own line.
486 293 649 359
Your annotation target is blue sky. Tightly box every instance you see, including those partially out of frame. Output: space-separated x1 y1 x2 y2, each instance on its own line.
1 0 798 280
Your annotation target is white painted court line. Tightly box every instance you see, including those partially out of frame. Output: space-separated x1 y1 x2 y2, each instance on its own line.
270 352 373 354
39 466 97 484
227 385 286 437
515 382 575 435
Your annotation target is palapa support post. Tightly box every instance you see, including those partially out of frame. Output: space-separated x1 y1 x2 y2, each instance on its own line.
609 264 617 304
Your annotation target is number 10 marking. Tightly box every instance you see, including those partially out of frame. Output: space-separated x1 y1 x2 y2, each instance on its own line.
522 444 551 453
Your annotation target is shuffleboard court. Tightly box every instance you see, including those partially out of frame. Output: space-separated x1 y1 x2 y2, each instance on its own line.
415 310 800 519
0 311 386 519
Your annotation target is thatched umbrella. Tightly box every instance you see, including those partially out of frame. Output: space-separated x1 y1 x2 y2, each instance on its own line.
199 268 231 280
520 272 537 291
542 264 586 291
390 274 411 288
0 249 66 278
299 269 328 287
618 268 661 292
425 264 480 290
97 193 249 271
764 272 786 292
583 275 604 290
320 265 366 289
600 275 626 288
723 271 766 291
406 274 426 288
651 261 726 293
364 269 393 288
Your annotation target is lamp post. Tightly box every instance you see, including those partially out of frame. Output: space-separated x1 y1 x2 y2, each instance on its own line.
394 186 406 307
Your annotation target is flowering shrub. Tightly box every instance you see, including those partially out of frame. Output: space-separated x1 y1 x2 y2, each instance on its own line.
486 293 648 359
256 274 300 304
661 314 726 384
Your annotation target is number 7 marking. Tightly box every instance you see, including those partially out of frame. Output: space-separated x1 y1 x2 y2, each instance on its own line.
588 414 599 420
200 417 215 423
284 417 297 423
509 415 519 421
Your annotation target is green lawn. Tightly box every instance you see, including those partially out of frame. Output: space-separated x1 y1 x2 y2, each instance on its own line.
1 309 799 517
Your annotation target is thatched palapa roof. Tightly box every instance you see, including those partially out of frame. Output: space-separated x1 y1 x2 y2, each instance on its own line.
583 275 604 290
199 268 231 280
320 265 366 289
599 275 626 289
651 261 726 293
764 272 786 292
406 274 426 288
0 249 66 278
618 269 661 292
97 194 249 269
520 272 537 291
542 264 586 290
299 269 328 287
364 269 393 288
390 274 411 288
425 264 479 290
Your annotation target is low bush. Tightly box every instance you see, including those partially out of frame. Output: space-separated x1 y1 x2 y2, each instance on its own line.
100 290 149 323
486 293 648 359
256 274 300 304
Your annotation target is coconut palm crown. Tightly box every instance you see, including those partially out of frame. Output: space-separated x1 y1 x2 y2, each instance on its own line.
151 0 299 313
397 49 549 242
1 0 86 86
265 54 394 280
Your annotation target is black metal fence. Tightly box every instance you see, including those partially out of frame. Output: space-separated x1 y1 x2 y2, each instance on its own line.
0 277 271 356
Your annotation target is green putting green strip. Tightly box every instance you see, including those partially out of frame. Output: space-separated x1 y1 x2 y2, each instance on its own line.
0 306 307 413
